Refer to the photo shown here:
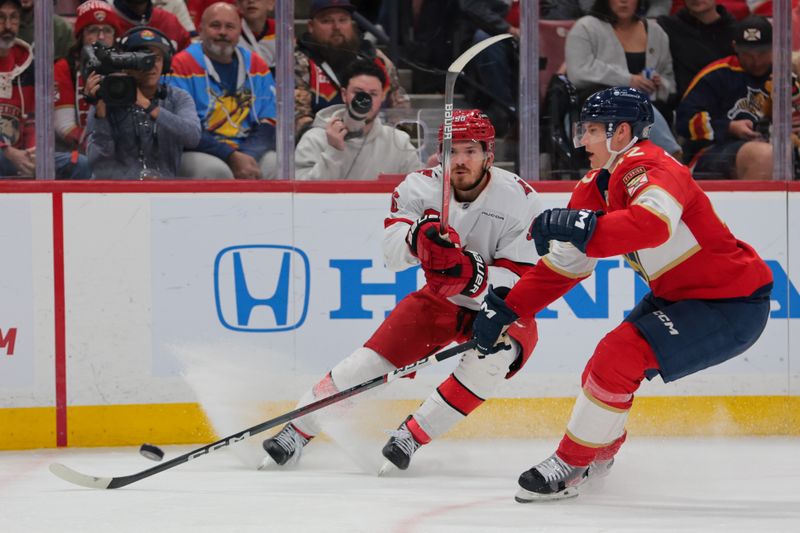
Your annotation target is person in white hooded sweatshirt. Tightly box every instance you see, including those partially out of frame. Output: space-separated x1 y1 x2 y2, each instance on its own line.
294 59 422 180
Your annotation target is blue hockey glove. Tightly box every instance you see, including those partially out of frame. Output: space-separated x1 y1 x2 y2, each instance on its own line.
472 286 519 356
530 208 598 256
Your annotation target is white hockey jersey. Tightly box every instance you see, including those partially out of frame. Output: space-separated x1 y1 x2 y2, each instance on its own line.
383 165 544 311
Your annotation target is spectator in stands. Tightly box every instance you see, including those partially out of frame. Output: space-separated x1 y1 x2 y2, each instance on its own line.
237 0 275 67
166 2 276 179
565 0 681 154
295 0 410 138
0 0 90 179
676 16 775 179
153 0 197 35
295 59 422 180
542 0 672 19
54 0 121 153
109 0 191 51
85 26 201 179
459 0 519 138
657 0 737 98
18 0 75 61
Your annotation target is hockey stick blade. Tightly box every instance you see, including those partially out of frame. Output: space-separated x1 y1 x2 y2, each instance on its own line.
440 33 513 232
448 33 514 75
49 463 112 489
48 339 478 489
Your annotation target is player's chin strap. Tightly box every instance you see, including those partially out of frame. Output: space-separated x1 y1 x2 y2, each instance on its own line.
602 135 639 170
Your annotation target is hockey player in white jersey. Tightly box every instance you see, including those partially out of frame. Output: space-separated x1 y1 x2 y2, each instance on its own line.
261 109 543 471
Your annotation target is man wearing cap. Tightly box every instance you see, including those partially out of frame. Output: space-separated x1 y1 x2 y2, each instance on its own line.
84 26 201 179
165 2 276 179
0 0 90 179
54 0 121 153
17 0 74 62
677 16 778 179
294 0 409 138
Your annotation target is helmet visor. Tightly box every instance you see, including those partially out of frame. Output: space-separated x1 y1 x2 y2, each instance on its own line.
572 121 608 149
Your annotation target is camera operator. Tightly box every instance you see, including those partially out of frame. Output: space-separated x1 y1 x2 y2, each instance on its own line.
85 26 201 180
295 59 422 180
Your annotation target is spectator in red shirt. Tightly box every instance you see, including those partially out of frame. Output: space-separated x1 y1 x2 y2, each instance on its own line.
186 0 234 29
54 0 121 152
0 0 90 179
109 0 191 51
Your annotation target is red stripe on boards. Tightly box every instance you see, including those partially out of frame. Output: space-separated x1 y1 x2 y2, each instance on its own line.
52 193 67 447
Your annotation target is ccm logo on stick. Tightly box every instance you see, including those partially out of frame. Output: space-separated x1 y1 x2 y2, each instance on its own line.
214 245 310 332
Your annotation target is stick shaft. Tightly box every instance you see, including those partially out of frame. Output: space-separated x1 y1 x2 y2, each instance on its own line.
51 340 477 489
439 33 513 234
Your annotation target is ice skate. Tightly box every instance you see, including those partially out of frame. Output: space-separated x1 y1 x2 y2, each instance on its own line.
259 424 312 469
514 453 589 502
379 417 423 474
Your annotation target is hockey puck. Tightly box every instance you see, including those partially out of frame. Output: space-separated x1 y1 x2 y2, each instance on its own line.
139 443 165 462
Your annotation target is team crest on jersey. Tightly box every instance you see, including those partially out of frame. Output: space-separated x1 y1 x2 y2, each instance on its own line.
726 86 769 122
622 166 648 197
0 103 22 146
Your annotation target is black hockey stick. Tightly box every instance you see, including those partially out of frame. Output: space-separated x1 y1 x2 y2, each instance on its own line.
49 339 478 489
440 33 513 235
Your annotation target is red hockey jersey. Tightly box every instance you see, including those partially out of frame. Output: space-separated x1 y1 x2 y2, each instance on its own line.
0 40 35 150
504 140 773 318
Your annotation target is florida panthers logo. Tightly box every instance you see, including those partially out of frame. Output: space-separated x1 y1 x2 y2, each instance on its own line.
727 86 770 122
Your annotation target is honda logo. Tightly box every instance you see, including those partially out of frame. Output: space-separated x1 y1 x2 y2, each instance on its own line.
214 245 310 332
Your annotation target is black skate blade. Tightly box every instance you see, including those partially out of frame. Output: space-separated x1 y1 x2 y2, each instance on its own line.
514 485 580 503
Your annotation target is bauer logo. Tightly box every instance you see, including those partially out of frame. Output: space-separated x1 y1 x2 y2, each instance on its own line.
214 245 310 332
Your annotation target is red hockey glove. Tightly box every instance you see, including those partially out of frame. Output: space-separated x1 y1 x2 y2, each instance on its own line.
425 248 488 298
406 214 462 271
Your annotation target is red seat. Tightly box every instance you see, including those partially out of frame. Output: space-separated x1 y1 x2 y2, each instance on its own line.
538 20 575 100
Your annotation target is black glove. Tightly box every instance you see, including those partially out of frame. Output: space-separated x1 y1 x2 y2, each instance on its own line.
530 208 598 256
472 286 519 356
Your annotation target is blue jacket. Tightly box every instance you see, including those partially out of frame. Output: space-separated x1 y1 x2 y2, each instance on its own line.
165 42 276 161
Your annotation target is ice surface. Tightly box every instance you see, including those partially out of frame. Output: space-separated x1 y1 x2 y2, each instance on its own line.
2 437 799 533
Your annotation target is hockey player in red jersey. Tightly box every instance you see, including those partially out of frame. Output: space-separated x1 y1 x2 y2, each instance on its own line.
472 87 773 501
261 110 543 472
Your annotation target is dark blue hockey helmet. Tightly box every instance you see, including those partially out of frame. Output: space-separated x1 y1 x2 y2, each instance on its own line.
573 87 654 147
